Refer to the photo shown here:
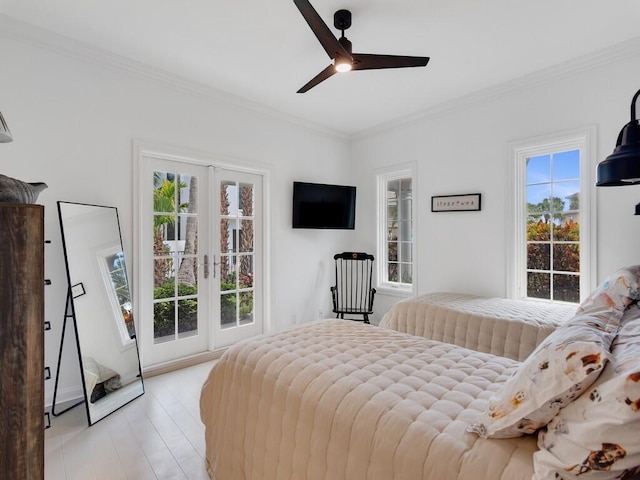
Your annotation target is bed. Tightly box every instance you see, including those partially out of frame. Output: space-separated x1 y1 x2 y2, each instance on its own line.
200 319 537 480
201 269 640 480
379 292 576 361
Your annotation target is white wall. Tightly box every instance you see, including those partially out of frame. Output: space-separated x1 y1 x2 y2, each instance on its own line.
352 49 640 323
0 29 354 406
4 22 640 406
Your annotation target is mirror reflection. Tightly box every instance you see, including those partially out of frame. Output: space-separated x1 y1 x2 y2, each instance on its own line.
58 201 144 425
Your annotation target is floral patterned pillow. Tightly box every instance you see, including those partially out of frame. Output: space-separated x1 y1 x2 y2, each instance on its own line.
468 266 640 439
533 304 640 479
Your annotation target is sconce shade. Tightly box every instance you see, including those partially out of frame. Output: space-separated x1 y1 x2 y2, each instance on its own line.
596 119 640 186
0 111 13 143
596 88 640 186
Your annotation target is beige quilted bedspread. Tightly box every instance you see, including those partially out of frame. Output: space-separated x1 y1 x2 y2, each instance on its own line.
200 319 538 480
379 292 576 361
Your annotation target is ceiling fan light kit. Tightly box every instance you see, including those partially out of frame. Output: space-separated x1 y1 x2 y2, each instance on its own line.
334 58 352 73
293 0 429 93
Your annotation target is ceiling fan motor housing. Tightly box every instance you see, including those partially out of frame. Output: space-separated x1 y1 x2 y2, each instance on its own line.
334 9 351 31
338 36 352 54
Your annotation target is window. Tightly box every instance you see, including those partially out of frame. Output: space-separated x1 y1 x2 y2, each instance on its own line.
97 246 135 350
377 166 415 294
509 128 596 303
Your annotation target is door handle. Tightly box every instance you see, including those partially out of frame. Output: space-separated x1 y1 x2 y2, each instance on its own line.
202 254 221 279
212 255 220 278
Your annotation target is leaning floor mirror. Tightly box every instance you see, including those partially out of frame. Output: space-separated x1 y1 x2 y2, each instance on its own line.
57 201 144 425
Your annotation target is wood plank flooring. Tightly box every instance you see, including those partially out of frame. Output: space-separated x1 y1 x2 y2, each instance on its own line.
45 361 216 480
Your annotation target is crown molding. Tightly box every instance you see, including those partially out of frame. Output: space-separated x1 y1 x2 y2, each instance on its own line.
354 36 640 141
0 14 348 142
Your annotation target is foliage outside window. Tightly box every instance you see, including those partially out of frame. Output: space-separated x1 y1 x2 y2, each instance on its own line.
219 180 255 328
377 168 414 293
526 151 580 302
152 171 199 342
510 129 595 304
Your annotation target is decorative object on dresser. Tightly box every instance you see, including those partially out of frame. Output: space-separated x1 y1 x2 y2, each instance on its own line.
53 201 144 426
0 204 45 480
0 174 47 203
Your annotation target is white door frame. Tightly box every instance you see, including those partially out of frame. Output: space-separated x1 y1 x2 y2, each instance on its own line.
133 141 271 367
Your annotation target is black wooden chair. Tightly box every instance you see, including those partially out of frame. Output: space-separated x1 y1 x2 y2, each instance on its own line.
331 252 376 324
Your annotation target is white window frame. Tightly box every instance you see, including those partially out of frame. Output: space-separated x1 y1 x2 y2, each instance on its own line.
96 245 136 352
507 126 597 303
376 164 417 297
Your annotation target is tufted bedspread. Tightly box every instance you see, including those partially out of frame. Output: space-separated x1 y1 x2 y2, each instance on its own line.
200 319 538 480
379 292 576 361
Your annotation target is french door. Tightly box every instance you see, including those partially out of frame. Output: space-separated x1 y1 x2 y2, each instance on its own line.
137 153 263 367
213 169 263 347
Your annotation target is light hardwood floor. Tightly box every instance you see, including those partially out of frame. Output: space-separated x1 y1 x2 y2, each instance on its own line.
45 360 216 480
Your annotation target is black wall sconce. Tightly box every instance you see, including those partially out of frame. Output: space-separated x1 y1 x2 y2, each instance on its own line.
596 88 640 213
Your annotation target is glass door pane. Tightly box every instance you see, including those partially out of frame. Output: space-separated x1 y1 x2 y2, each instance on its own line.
152 171 199 343
219 180 255 330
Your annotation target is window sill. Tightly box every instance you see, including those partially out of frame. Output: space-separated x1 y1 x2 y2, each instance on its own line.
376 284 414 298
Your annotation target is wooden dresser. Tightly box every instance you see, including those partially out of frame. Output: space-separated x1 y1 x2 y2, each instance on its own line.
0 204 45 480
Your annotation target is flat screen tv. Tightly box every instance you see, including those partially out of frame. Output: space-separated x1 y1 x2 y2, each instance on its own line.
292 181 356 229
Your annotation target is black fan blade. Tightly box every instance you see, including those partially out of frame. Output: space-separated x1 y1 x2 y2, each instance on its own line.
297 64 337 93
352 54 430 70
293 0 351 60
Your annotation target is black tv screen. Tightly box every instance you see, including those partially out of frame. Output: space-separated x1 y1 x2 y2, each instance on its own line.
292 182 356 229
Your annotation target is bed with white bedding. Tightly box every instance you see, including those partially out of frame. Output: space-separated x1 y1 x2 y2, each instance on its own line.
200 319 537 480
379 292 576 361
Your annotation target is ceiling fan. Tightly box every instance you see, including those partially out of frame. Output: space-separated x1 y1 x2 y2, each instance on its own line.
293 0 430 93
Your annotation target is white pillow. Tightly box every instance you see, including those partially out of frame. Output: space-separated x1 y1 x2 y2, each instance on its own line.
533 304 640 479
468 266 640 439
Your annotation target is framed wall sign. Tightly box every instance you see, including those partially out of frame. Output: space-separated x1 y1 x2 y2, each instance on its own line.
431 193 481 212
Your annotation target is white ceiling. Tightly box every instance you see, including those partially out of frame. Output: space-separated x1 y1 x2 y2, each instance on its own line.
2 0 640 136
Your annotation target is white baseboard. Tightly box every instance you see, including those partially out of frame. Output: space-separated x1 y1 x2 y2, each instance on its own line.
45 385 84 410
142 349 225 378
